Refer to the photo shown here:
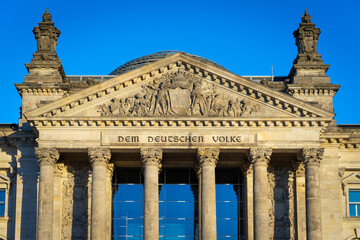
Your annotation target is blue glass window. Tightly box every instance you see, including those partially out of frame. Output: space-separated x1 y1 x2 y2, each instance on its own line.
159 168 198 239
112 168 144 239
216 168 245 239
349 190 360 217
0 189 5 217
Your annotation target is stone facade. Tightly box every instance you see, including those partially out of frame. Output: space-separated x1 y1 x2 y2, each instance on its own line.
0 8 359 240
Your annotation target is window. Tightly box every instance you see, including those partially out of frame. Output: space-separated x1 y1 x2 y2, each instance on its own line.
0 189 5 217
216 168 245 240
349 190 360 217
159 168 199 240
112 168 144 239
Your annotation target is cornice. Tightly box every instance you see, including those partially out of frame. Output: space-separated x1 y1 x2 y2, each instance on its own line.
24 53 335 120
27 117 332 128
15 82 69 97
286 84 340 97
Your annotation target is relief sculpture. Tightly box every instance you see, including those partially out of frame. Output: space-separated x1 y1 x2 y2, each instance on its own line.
62 166 91 240
268 167 295 240
97 71 260 117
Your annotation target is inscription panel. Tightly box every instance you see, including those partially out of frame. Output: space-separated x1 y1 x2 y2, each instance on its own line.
101 130 256 147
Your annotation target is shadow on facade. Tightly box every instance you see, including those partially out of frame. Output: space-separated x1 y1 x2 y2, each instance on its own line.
19 159 38 239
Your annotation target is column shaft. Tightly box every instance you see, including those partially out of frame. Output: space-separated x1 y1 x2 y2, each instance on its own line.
302 148 324 240
196 167 202 240
201 165 216 239
88 148 111 240
35 148 59 240
197 148 219 240
141 148 162 240
248 148 272 240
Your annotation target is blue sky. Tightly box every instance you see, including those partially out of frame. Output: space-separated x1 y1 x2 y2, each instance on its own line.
1 0 359 124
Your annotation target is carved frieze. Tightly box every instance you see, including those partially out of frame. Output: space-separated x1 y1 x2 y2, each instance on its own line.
197 148 220 167
97 71 260 117
35 147 60 165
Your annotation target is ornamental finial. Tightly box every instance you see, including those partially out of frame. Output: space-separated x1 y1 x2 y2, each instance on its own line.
301 8 312 23
42 8 52 22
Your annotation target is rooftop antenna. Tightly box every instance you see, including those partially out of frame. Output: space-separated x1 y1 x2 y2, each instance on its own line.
271 65 274 81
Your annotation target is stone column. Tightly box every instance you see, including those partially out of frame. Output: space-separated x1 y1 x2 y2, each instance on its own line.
197 148 219 240
35 147 60 240
140 148 162 240
195 164 202 240
300 148 324 240
106 163 114 240
88 148 111 240
248 148 272 240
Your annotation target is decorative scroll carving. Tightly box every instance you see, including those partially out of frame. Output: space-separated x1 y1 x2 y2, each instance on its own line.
197 148 220 167
140 148 163 167
97 71 260 117
194 162 201 179
239 159 253 177
268 167 296 240
54 163 65 177
268 167 275 240
61 167 74 240
88 148 111 166
61 166 91 240
248 148 272 165
292 159 305 177
300 148 324 166
106 163 114 180
35 147 60 165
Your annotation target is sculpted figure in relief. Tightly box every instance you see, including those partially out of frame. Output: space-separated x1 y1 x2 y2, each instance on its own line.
97 71 261 117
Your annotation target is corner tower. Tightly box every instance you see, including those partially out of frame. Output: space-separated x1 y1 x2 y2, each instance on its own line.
287 10 340 113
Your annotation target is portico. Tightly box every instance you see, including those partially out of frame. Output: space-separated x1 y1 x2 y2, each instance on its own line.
5 8 355 240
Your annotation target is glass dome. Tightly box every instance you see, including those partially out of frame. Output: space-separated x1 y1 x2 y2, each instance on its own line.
109 51 227 75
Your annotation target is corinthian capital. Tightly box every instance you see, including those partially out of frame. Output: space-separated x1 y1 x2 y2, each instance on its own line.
88 148 111 166
197 148 220 167
301 148 324 166
140 148 162 167
248 148 272 166
35 147 59 166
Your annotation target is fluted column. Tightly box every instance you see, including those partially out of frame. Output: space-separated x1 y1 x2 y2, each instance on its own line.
195 164 202 240
88 148 111 240
248 148 272 240
197 148 219 240
35 147 60 240
140 148 162 240
301 148 324 240
106 163 114 240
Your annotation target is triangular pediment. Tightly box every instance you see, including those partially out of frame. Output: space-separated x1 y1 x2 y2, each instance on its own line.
25 53 334 127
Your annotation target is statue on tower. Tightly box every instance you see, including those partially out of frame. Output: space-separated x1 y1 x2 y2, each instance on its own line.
33 8 61 58
293 9 323 63
25 8 65 82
